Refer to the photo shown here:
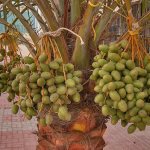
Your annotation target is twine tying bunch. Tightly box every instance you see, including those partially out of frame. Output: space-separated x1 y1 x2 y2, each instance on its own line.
40 27 85 45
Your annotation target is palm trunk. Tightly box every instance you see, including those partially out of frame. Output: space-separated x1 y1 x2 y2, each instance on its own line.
37 103 107 150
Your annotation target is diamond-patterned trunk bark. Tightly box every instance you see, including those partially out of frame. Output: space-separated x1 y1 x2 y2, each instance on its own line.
37 106 107 150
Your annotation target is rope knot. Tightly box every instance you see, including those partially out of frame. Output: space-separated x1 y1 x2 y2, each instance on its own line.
40 27 84 45
128 22 141 36
128 29 139 35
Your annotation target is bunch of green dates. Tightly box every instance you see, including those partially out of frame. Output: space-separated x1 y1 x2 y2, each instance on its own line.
0 48 6 63
10 53 83 126
0 72 10 94
91 40 150 134
0 49 21 95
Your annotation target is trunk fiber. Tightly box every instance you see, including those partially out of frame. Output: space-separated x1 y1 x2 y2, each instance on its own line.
37 105 106 150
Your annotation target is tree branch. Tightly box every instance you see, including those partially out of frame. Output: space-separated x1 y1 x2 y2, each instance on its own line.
70 0 81 26
72 0 99 69
0 0 39 45
138 11 150 26
34 0 69 62
0 0 10 10
94 1 117 46
24 0 49 32
0 18 36 57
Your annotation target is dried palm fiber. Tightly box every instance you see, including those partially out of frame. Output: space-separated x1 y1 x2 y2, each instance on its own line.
37 101 107 150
